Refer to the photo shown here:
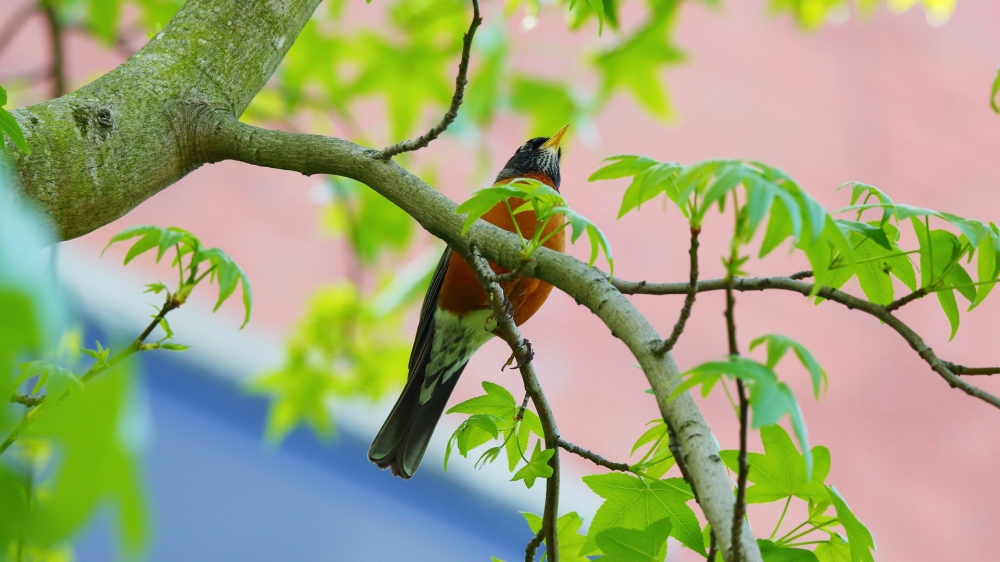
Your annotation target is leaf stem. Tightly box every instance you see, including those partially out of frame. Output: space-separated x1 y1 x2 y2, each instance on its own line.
770 496 792 539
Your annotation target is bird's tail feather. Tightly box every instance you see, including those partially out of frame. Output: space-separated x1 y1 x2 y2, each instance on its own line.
368 362 467 479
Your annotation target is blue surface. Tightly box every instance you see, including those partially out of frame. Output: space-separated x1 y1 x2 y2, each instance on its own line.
73 349 530 561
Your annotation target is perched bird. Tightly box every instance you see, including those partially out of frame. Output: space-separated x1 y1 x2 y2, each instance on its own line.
368 126 569 479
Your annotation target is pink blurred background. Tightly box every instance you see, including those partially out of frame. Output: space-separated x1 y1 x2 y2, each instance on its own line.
4 0 1000 559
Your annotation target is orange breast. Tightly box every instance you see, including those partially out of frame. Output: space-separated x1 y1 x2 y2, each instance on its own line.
439 175 566 326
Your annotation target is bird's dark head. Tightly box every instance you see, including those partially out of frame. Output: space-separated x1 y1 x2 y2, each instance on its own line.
494 125 568 191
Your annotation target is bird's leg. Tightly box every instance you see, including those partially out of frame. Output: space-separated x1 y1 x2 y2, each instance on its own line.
503 338 534 371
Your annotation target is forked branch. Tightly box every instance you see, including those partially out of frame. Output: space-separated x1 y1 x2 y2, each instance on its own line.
467 245 561 562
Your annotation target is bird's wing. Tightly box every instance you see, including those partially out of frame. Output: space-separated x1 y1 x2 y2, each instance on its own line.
407 246 452 376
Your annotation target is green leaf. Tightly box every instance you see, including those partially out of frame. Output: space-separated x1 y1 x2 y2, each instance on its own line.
814 535 851 562
0 107 29 156
748 334 826 400
511 441 553 488
827 487 875 562
973 229 999 308
594 12 684 120
158 343 191 351
674 358 812 474
510 75 578 137
589 155 659 182
523 511 596 562
992 66 1000 114
18 361 84 401
587 0 606 34
582 473 704 556
24 359 148 552
757 539 819 562
595 518 672 562
720 425 830 504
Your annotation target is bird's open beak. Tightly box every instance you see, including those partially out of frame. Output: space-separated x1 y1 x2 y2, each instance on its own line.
539 125 569 152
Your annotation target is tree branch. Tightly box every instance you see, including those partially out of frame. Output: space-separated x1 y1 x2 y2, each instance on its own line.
466 244 560 561
525 529 544 562
374 0 481 160
724 261 749 562
556 437 631 472
942 362 1000 376
203 117 762 561
615 274 1000 410
9 392 44 408
885 287 929 312
1 293 181 456
657 226 700 354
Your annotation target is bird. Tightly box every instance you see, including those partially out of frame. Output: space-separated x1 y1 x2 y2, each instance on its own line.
368 125 569 479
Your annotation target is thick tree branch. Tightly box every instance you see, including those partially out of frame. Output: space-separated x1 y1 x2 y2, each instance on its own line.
3 0 323 239
466 245 560 561
374 0 481 160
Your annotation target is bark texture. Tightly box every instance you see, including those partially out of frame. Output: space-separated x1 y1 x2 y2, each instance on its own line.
2 0 322 239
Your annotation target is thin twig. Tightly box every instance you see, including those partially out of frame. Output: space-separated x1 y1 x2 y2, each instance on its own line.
657 227 700 354
525 528 544 562
885 287 929 312
556 437 630 472
943 362 1000 376
9 392 44 408
0 3 37 58
374 0 481 159
724 269 750 562
468 244 560 562
41 2 66 98
789 270 813 280
515 391 531 420
0 294 182 456
707 531 718 561
613 273 1000 410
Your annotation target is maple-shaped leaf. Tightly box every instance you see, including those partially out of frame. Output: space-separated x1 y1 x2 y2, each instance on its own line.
593 14 684 120
596 518 672 562
523 511 597 562
511 441 553 488
720 425 830 504
582 473 704 556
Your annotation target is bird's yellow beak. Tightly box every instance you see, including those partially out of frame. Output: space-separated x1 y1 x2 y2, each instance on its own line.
539 125 569 151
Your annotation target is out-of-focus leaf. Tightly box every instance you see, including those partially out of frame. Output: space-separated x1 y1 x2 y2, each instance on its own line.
24 360 148 553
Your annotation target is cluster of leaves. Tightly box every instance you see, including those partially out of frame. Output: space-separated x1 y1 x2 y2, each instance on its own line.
443 381 548 487
252 177 433 444
769 0 956 29
837 183 1000 338
720 425 875 562
593 156 1000 338
251 282 413 442
672 334 825 475
456 177 614 274
0 181 153 559
103 225 253 328
47 0 184 42
244 0 689 154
